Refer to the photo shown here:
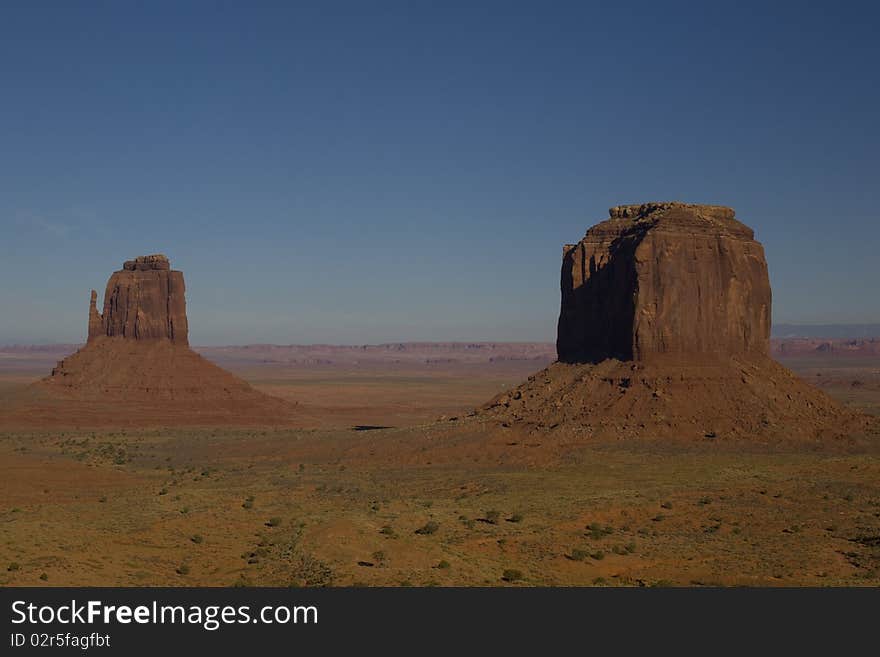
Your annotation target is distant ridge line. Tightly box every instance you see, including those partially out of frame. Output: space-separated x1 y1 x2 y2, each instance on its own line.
772 324 880 339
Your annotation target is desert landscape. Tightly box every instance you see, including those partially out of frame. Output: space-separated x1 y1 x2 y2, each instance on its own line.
1 203 878 587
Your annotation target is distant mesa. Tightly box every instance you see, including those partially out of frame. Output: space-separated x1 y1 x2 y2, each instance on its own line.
22 254 297 427
483 202 870 441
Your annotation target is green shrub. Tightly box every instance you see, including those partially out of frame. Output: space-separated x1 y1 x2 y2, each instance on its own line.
379 525 395 536
507 513 524 523
570 549 588 561
266 517 282 527
7 562 20 572
242 496 254 509
590 550 605 561
437 560 451 569
415 521 439 535
191 534 204 544
502 569 523 582
587 522 613 539
176 564 190 575
485 510 501 525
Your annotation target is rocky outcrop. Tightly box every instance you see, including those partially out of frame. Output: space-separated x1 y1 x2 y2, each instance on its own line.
87 290 103 341
32 254 297 426
556 202 771 363
477 201 869 443
88 254 188 345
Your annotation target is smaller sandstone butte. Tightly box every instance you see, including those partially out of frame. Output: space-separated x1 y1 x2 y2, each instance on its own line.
88 254 188 344
480 202 871 443
557 203 771 363
22 254 297 427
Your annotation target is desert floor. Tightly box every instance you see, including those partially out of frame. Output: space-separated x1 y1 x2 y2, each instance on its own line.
1 350 878 586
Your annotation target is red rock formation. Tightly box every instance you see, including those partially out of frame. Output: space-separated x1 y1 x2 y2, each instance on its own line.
87 290 103 341
479 202 870 442
30 254 296 426
557 203 771 363
88 254 188 344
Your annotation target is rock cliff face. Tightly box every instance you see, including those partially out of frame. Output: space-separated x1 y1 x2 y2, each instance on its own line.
556 202 771 363
88 254 188 345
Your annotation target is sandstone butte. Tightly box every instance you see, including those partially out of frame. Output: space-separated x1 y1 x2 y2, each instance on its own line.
88 254 188 344
20 254 297 427
482 202 871 442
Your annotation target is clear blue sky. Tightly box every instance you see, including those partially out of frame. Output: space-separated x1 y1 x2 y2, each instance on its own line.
1 1 878 344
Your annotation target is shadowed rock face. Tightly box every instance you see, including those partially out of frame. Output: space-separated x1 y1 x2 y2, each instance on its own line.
556 202 772 363
87 254 189 345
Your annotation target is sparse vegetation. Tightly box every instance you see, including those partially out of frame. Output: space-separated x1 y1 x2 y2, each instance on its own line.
7 562 20 572
415 520 439 535
1 350 877 588
587 522 614 539
266 517 282 527
502 569 523 582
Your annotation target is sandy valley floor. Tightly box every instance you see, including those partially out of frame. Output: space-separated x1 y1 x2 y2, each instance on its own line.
1 350 878 586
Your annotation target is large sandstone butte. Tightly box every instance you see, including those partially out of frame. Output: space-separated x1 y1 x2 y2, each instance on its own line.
557 203 771 363
482 202 870 442
21 254 297 427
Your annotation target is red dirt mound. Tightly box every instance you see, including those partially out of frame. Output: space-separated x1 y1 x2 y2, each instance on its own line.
2 337 296 427
480 356 871 442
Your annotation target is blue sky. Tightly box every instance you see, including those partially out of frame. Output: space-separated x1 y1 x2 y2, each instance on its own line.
1 1 878 344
